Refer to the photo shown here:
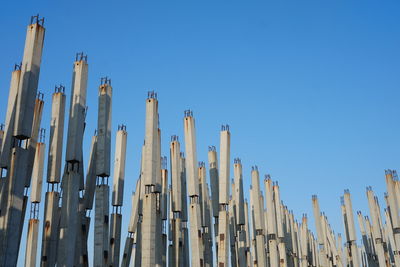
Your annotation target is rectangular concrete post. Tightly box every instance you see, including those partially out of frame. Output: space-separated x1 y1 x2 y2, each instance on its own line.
57 170 80 267
47 88 66 184
25 219 39 267
110 213 122 267
0 147 29 266
94 184 110 266
40 191 60 266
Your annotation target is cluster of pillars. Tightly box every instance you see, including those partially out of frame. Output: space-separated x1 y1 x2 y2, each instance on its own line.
0 15 399 267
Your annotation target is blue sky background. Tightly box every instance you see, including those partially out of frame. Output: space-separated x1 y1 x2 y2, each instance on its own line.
1 1 399 265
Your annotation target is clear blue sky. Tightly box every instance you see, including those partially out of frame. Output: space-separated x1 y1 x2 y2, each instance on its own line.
1 1 399 265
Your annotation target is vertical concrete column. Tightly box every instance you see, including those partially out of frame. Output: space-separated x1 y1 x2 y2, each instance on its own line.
312 195 328 267
13 17 45 139
110 213 122 266
161 160 168 267
57 170 80 266
30 139 45 203
342 190 360 267
273 183 287 267
300 215 309 267
385 170 400 265
121 235 134 267
265 176 278 267
25 95 44 187
366 187 387 266
40 191 60 266
94 185 110 266
244 200 252 267
141 92 162 267
47 86 66 183
0 147 28 265
183 110 204 267
112 127 127 207
208 145 219 262
110 126 127 267
218 125 231 267
96 78 112 177
58 52 88 267
65 53 88 163
0 67 20 168
251 167 266 267
0 16 45 266
234 159 247 266
25 219 39 267
83 135 98 211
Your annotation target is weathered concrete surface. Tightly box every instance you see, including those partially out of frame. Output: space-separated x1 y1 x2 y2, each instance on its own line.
57 170 79 267
25 219 39 267
40 191 60 266
13 22 45 139
94 184 110 267
112 128 127 206
0 147 29 266
96 83 112 177
110 213 122 267
47 91 66 183
65 58 88 163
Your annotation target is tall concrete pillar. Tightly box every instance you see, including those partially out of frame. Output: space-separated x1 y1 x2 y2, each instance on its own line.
366 187 387 266
234 159 247 267
208 145 219 262
47 85 66 184
312 195 329 267
13 16 45 139
183 110 204 267
24 134 45 267
385 170 400 265
141 91 162 267
110 126 127 267
58 52 88 267
250 167 266 267
265 176 278 267
0 66 21 168
341 190 360 267
218 125 230 267
0 15 45 266
25 95 44 188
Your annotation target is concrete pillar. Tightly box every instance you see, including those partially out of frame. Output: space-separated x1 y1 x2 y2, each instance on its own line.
341 190 360 267
25 96 44 188
121 236 134 267
47 87 66 183
312 195 328 267
112 127 127 207
25 219 39 267
366 187 387 266
65 54 88 163
83 135 98 210
385 170 400 265
94 184 110 266
183 110 204 267
218 125 230 267
57 170 80 267
208 146 219 262
13 17 45 139
141 191 158 266
300 215 309 267
110 213 122 267
96 79 112 177
0 147 29 266
40 191 60 266
0 68 20 168
265 176 278 267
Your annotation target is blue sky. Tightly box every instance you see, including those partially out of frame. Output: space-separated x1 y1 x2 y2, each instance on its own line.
1 0 400 265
